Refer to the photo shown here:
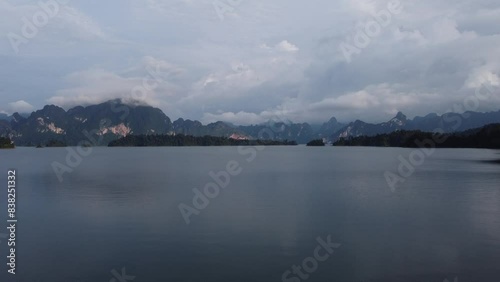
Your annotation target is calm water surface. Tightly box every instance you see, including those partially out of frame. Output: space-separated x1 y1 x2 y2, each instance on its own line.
0 146 499 282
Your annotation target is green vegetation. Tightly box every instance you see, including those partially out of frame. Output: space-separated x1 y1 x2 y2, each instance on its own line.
306 139 325 146
333 124 500 149
0 137 15 149
108 134 298 147
46 140 68 147
36 139 68 148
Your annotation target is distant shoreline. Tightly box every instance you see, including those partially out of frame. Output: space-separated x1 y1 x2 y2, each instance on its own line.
107 134 298 147
333 123 500 150
9 145 498 150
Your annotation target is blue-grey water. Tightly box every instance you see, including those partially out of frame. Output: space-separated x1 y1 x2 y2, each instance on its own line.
0 146 499 282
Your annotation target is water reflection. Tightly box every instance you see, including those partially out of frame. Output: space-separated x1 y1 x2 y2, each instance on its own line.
0 147 499 282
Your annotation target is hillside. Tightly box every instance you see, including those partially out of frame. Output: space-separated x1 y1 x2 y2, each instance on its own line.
333 124 500 149
1 100 500 146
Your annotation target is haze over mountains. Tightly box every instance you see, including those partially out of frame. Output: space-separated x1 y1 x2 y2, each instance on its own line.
1 100 499 146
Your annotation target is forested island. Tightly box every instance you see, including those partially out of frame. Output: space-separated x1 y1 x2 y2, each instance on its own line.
333 123 500 149
36 139 68 148
108 134 297 147
306 139 325 146
0 137 15 149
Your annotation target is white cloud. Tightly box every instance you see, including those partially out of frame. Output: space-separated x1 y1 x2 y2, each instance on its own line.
202 111 266 125
47 57 184 110
8 100 35 114
275 40 299 53
464 68 500 89
429 18 477 44
201 105 293 125
2 0 500 124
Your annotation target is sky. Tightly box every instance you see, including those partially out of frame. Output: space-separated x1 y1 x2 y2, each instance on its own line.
0 0 499 125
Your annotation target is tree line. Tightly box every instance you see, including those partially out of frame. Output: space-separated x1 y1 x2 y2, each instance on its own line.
332 123 500 149
108 134 298 147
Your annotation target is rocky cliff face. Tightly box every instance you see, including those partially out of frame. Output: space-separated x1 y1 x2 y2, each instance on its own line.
1 100 173 146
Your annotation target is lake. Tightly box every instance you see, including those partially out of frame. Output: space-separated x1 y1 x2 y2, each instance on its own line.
0 146 499 282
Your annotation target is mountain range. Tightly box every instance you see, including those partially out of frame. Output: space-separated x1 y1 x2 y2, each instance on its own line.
1 99 499 146
334 123 500 149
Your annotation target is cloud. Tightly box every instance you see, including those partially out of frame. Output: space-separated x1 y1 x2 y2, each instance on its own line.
201 105 293 125
8 100 35 114
0 1 107 55
54 5 106 40
260 40 300 53
276 40 299 52
464 68 500 89
47 56 184 111
202 111 266 125
1 0 500 124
